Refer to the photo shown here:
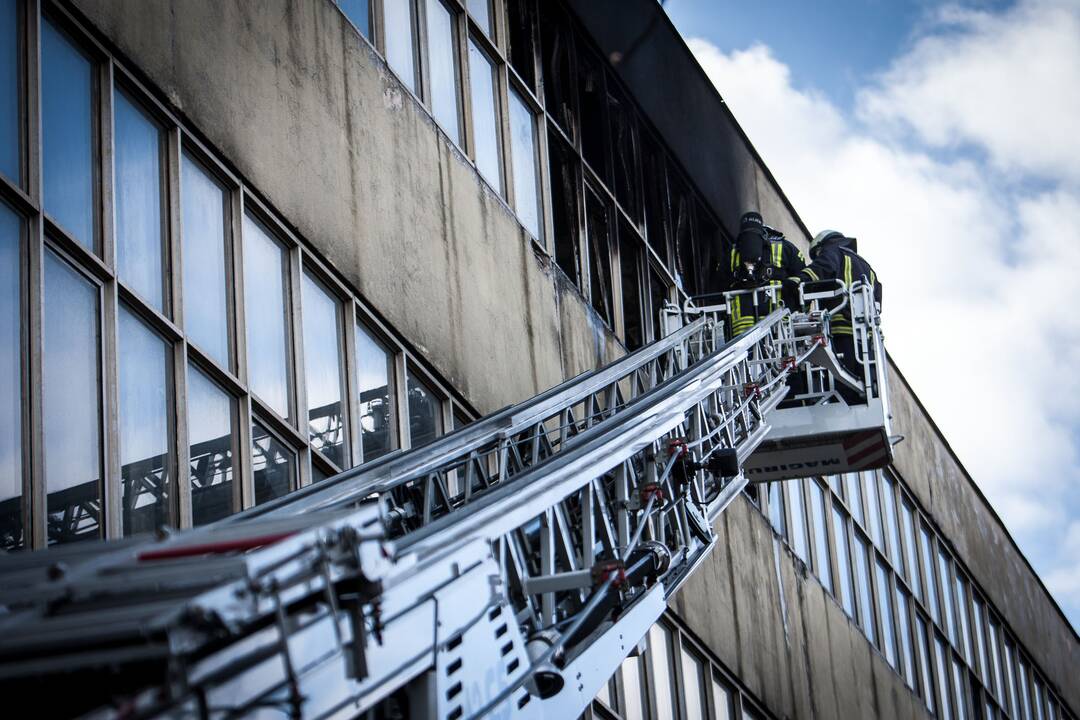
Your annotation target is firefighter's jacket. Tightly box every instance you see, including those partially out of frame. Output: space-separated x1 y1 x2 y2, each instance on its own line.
797 240 882 335
720 237 808 335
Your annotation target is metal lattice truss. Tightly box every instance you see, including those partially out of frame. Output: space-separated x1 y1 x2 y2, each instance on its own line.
0 307 844 720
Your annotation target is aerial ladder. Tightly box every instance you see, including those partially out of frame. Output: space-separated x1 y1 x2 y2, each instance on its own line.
0 281 892 719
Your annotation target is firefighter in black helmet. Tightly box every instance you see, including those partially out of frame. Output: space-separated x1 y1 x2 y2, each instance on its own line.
784 229 882 378
719 212 807 335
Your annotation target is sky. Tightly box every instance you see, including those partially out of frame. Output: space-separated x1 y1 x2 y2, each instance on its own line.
662 0 1080 630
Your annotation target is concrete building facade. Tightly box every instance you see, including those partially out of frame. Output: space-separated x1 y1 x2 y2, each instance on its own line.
0 0 1074 718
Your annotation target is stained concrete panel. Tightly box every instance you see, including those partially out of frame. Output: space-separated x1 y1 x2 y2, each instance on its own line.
72 0 613 417
889 365 1080 710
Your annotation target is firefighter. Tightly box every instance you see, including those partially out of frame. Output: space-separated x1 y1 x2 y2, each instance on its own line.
718 212 807 335
784 229 882 380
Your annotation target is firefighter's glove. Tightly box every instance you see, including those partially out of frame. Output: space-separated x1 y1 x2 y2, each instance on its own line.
782 275 803 310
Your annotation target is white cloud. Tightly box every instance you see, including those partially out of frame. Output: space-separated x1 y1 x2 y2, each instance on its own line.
685 0 1080 627
858 0 1080 184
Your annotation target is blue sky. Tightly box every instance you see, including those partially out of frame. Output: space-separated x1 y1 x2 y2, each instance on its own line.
662 0 1080 631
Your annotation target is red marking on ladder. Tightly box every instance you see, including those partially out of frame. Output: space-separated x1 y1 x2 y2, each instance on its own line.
137 531 296 561
842 430 878 451
848 438 888 466
743 383 760 399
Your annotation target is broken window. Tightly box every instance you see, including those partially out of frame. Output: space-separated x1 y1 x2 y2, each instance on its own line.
539 3 576 142
649 262 671 342
669 170 698 297
695 202 723 297
608 86 642 225
618 222 646 351
548 128 581 285
641 132 671 265
585 185 614 326
577 48 610 183
506 0 538 90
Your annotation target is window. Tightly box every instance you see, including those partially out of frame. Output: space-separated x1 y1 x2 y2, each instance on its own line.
921 525 941 623
355 322 395 462
577 48 610 182
809 480 832 592
407 369 442 448
468 39 502 194
425 0 461 144
832 506 856 618
680 645 707 720
252 421 297 504
864 470 884 549
336 0 370 38
0 204 21 550
243 214 292 420
938 547 958 646
881 473 903 574
916 614 936 713
648 624 678 720
548 131 581 284
467 0 493 36
0 0 18 182
955 573 973 663
302 272 346 468
42 17 96 250
1002 639 1019 716
989 621 1006 703
609 87 641 223
972 595 990 689
619 229 645 351
181 154 231 368
44 248 101 544
876 560 897 668
712 675 733 720
952 657 969 720
844 471 864 526
648 264 669 343
539 4 576 139
384 0 417 92
505 0 537 89
901 499 921 600
620 654 646 720
187 365 235 525
1018 657 1032 720
114 90 167 312
935 636 954 720
508 87 541 238
118 307 171 535
896 588 916 689
585 187 614 325
787 480 809 562
768 480 787 539
853 533 876 645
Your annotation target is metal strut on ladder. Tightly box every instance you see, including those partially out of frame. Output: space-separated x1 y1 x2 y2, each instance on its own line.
0 284 893 720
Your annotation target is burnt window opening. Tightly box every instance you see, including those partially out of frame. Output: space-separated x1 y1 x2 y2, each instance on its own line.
670 172 699 297
695 203 724 297
540 4 576 143
585 186 614 326
641 133 671 266
577 49 611 184
649 262 671 343
548 128 582 286
506 0 538 90
609 88 642 226
619 223 646 351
